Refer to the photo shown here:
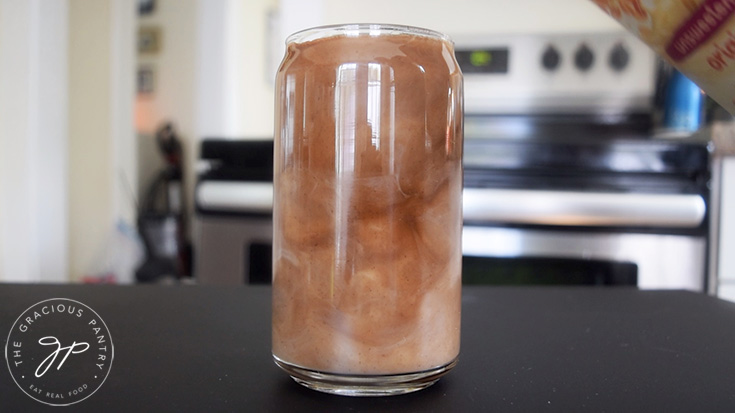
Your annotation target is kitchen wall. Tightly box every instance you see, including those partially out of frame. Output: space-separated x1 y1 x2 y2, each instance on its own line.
135 0 199 210
0 0 69 282
320 0 621 34
136 0 275 139
68 0 115 282
276 0 623 56
69 0 136 282
0 0 136 283
135 0 276 245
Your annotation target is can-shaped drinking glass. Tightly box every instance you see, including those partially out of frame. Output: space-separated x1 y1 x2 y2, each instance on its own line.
272 24 463 396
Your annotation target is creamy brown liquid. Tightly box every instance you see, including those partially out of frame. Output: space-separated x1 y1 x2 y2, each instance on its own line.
272 30 463 375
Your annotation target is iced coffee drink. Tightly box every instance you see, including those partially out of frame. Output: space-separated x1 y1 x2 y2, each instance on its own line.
272 24 463 396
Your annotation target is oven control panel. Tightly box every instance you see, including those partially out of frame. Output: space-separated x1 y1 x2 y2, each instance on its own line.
452 31 656 115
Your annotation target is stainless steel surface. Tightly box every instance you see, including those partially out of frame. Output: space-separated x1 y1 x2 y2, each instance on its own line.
709 156 723 296
453 31 656 115
194 216 272 285
462 226 706 291
712 122 735 299
463 188 706 228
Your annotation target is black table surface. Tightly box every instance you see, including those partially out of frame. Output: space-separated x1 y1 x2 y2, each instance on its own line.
2 284 735 412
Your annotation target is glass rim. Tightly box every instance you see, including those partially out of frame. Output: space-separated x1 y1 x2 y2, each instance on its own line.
285 23 453 46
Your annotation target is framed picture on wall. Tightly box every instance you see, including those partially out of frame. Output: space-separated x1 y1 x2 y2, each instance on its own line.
137 66 155 95
139 0 155 16
138 26 161 55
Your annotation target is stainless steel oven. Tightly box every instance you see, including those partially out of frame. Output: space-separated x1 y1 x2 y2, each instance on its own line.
461 137 709 290
455 30 710 291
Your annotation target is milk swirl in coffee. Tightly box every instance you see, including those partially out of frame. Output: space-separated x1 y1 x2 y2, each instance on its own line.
272 25 463 393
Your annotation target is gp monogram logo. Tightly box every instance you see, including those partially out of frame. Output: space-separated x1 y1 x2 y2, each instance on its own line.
4 298 114 406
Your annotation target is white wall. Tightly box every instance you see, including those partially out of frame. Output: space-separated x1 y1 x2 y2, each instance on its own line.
0 0 69 282
232 0 276 138
319 0 620 35
135 0 276 137
69 0 137 282
196 0 276 139
0 0 3 281
0 0 136 283
136 0 198 138
110 0 137 227
278 1 622 49
68 0 113 281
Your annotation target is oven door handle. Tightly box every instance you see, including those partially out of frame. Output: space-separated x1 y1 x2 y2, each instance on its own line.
462 188 706 228
196 181 273 213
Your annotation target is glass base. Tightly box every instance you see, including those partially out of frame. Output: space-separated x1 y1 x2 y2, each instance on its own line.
273 355 457 397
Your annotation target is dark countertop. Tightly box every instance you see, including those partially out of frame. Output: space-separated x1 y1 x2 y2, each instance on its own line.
2 284 735 412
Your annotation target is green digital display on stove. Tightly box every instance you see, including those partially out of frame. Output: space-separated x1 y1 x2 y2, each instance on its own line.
455 48 509 74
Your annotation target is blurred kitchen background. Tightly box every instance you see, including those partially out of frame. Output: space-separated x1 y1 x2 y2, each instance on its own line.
1 0 735 299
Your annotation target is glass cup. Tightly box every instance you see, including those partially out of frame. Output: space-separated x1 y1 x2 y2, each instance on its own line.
272 24 463 396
